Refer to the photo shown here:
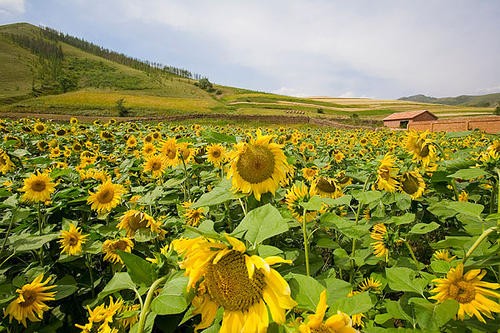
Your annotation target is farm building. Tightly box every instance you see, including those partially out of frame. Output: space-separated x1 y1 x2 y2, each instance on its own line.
383 110 438 129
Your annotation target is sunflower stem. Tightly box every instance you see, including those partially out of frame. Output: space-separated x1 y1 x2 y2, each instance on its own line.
85 254 95 298
403 239 420 268
0 211 15 255
137 275 167 333
181 157 191 202
37 203 44 265
238 198 247 216
302 209 310 277
463 226 498 264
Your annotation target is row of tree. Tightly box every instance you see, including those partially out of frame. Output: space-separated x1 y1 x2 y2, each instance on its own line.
39 26 203 80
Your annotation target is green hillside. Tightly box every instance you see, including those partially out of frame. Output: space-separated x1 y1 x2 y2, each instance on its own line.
399 93 500 107
0 22 496 122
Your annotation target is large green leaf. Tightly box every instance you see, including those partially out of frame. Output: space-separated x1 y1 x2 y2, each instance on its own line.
118 251 156 286
448 168 488 180
231 204 289 246
320 213 370 239
151 276 188 315
353 190 383 205
98 272 136 300
329 291 374 316
192 179 242 208
409 222 440 234
385 267 429 295
409 298 459 331
287 273 325 312
10 233 59 252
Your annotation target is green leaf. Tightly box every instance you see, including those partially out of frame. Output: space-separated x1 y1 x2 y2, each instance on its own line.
10 233 59 252
448 168 488 180
287 273 325 312
430 260 453 274
232 204 289 246
385 267 429 295
118 251 156 286
386 213 415 226
409 298 459 330
384 299 414 323
447 201 484 217
257 245 283 258
137 186 164 205
151 276 188 315
432 236 472 249
53 275 78 300
409 222 440 234
192 179 242 208
329 292 374 316
98 272 136 300
322 278 352 302
320 213 370 239
353 190 383 205
201 130 237 144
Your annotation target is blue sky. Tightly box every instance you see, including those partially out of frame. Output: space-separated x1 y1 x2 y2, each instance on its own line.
1 0 499 99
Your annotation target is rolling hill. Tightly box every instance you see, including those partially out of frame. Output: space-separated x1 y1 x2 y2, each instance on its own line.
0 22 496 123
399 93 500 107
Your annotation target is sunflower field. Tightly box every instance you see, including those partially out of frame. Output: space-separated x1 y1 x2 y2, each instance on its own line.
0 117 499 333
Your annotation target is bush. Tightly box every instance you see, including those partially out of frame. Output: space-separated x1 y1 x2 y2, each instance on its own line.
116 98 130 117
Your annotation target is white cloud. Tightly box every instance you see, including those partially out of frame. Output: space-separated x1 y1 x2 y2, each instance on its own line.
0 0 24 16
10 0 500 98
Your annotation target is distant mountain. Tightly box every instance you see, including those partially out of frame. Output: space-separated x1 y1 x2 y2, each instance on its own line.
399 93 500 107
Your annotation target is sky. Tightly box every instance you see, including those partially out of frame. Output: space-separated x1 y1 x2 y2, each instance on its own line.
1 0 499 99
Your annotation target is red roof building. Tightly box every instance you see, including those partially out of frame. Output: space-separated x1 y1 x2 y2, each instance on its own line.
383 110 438 129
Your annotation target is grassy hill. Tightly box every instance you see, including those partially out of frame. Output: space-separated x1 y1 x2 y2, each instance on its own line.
0 22 497 122
399 93 500 107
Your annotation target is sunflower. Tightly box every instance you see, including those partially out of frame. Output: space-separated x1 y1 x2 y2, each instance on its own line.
358 277 382 292
376 154 399 192
116 302 140 330
298 290 356 333
206 143 227 167
285 182 319 223
311 177 343 199
433 249 456 262
20 171 56 203
87 180 126 214
458 190 469 202
75 296 123 333
4 274 57 327
142 142 156 156
332 150 345 163
301 167 318 182
370 223 389 259
59 223 89 256
178 142 196 163
400 170 425 199
33 121 47 134
171 234 297 332
227 131 292 201
0 149 14 174
70 117 78 125
143 154 168 178
126 135 138 148
405 130 437 167
116 209 165 239
181 201 205 227
102 238 134 264
160 137 180 167
430 263 500 323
